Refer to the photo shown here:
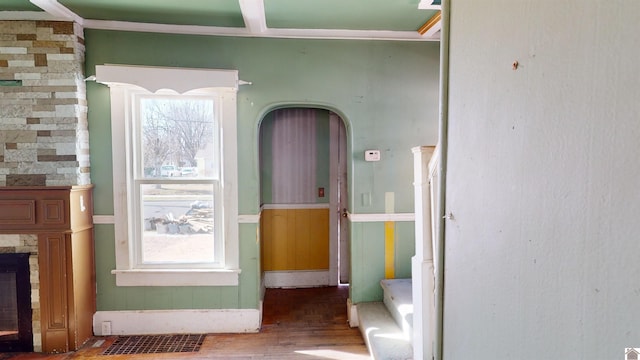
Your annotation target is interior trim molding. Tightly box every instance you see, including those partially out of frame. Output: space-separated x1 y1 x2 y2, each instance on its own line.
93 215 115 224
93 309 260 336
262 203 330 210
97 214 260 224
84 19 436 41
264 270 330 288
348 213 415 222
110 268 240 287
238 214 260 223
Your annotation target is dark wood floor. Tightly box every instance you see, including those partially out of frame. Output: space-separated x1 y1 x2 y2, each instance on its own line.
2 286 370 360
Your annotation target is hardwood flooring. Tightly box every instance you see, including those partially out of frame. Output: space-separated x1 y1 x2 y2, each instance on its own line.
1 286 370 360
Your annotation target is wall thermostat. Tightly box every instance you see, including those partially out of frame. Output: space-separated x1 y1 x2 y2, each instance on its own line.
365 150 381 162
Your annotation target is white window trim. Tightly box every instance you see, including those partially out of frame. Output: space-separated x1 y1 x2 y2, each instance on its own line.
96 65 240 286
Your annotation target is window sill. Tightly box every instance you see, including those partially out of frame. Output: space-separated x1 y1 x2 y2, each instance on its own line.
111 268 241 287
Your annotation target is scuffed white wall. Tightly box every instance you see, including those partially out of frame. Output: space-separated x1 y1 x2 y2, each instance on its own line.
444 1 640 358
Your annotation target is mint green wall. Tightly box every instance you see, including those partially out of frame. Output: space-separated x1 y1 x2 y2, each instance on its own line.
259 112 274 205
85 29 439 309
350 222 386 301
94 225 242 309
350 221 415 303
394 222 415 279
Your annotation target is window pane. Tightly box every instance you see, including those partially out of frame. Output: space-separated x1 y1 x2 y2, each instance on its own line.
140 183 215 264
140 98 217 179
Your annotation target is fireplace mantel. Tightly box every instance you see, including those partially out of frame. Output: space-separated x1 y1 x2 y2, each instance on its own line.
0 185 95 353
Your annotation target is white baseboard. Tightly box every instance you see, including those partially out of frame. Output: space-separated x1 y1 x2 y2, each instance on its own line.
93 309 260 335
348 298 359 327
264 270 329 288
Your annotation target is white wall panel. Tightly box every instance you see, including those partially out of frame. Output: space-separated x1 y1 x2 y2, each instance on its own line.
444 1 640 359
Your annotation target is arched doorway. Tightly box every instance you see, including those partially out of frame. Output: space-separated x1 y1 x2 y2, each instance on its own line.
259 107 349 287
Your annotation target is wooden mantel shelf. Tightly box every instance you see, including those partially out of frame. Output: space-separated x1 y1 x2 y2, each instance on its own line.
0 185 96 353
0 185 93 234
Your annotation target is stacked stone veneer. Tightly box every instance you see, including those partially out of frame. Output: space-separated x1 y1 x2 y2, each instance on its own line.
0 20 89 186
0 234 41 352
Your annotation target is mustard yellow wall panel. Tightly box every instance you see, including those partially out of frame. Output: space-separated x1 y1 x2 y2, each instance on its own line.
306 209 329 269
261 208 329 271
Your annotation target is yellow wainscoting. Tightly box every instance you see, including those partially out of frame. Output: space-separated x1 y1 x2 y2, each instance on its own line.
262 207 329 271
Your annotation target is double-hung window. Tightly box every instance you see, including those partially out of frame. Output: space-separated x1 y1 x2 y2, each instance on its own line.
96 65 240 286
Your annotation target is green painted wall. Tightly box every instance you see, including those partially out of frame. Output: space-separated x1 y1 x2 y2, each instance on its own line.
350 221 416 303
95 224 243 309
85 29 439 310
259 112 274 205
394 222 415 279
350 222 386 302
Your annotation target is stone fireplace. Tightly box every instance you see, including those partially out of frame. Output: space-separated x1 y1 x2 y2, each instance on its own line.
0 20 94 353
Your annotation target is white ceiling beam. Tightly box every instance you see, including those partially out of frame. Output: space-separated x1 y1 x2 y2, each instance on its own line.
238 0 267 34
30 0 83 25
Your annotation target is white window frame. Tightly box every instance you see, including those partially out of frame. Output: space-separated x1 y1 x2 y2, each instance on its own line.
96 65 240 286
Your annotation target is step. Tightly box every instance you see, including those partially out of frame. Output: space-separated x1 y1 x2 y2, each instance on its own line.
380 278 413 340
357 302 413 360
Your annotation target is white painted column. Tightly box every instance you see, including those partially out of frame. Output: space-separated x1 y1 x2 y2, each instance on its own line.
411 146 436 360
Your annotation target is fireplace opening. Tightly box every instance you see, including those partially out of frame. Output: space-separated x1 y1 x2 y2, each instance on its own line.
0 253 33 352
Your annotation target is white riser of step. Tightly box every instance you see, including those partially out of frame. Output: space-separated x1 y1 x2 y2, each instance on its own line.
357 302 413 360
380 278 413 340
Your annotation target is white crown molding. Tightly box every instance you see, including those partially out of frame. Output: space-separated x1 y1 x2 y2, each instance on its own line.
84 18 438 41
264 27 436 41
84 18 252 37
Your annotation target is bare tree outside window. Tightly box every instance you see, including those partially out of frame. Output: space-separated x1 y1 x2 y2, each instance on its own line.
141 101 175 176
141 98 215 174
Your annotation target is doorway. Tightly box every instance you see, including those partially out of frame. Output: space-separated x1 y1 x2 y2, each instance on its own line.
259 107 349 288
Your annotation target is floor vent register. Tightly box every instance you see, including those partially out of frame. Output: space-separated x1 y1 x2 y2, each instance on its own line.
102 334 206 355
